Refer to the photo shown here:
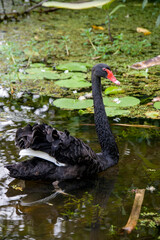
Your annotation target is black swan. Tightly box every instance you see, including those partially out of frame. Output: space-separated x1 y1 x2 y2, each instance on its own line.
6 63 120 181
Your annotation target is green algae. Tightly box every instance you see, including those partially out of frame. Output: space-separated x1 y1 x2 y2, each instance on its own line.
0 1 159 119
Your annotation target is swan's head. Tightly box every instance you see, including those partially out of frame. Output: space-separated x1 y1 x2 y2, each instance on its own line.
92 63 120 85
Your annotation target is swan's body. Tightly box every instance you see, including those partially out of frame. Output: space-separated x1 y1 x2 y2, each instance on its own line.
6 63 120 181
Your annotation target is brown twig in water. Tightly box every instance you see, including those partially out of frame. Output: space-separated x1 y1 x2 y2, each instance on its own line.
0 0 57 18
112 123 160 129
80 123 160 129
130 55 160 69
24 0 48 13
122 189 145 234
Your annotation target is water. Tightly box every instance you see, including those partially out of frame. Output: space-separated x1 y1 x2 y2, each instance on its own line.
0 91 160 240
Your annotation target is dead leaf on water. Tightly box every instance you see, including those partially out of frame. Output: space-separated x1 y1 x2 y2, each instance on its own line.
146 102 153 106
12 185 23 191
136 27 151 35
152 96 160 102
92 25 105 30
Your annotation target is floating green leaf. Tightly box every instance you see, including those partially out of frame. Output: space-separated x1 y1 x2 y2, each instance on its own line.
30 63 46 68
54 98 93 109
103 96 140 107
43 72 60 80
55 78 91 89
59 72 86 80
3 68 61 82
26 68 51 74
154 102 160 110
43 0 114 9
104 86 125 95
105 107 130 117
26 68 60 80
2 72 43 81
56 62 89 72
109 4 125 15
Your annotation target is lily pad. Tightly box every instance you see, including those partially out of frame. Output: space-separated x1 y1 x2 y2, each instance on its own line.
54 98 93 109
2 72 43 81
145 111 160 118
56 62 89 72
154 102 160 110
59 72 86 80
103 96 140 108
55 79 91 89
105 107 130 117
30 63 46 68
104 86 125 95
26 68 51 74
43 72 60 80
26 68 60 80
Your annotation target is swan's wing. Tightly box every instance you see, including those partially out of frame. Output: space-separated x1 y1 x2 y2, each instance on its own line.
15 123 97 166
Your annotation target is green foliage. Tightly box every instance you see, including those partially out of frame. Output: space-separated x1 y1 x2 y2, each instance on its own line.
62 192 94 218
58 35 70 56
0 41 24 79
108 225 116 235
109 4 125 16
139 211 160 229
61 192 106 228
81 31 151 57
102 0 115 10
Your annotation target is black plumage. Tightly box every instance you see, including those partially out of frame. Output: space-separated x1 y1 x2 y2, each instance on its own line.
6 63 119 181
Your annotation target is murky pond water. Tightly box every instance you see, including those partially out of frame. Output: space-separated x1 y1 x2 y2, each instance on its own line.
0 0 160 238
0 93 160 240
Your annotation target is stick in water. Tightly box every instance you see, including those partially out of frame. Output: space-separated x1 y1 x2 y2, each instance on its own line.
122 189 145 234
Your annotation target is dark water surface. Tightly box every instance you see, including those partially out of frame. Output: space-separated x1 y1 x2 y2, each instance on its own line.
0 93 160 240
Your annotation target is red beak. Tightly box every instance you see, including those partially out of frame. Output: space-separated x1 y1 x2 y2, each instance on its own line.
104 69 120 85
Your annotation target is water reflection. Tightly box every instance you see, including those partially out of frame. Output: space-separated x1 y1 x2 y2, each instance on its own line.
3 175 117 240
0 93 160 240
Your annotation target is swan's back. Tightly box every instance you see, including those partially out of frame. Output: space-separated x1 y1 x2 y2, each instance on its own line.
16 123 97 166
6 123 102 181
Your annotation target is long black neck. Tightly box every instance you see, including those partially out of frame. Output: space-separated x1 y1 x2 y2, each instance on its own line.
92 71 119 169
